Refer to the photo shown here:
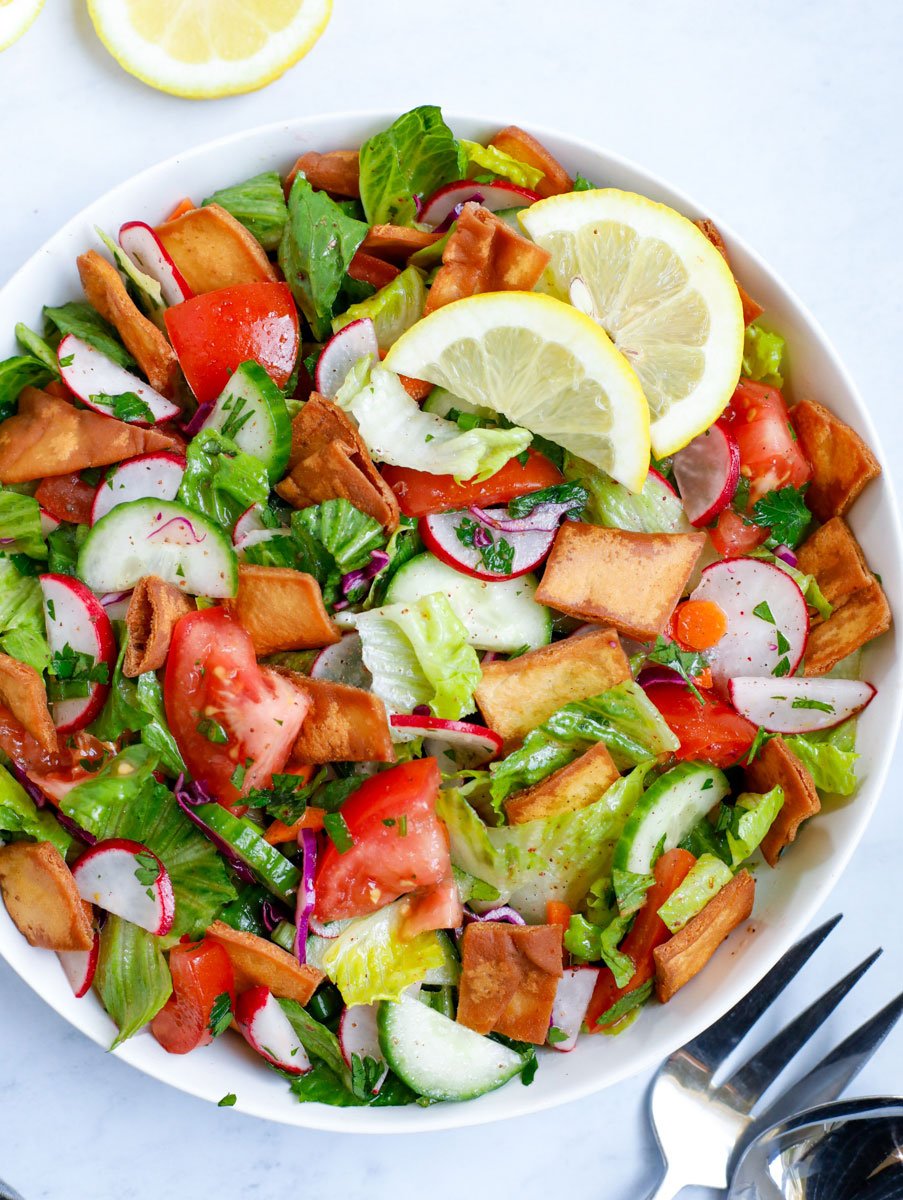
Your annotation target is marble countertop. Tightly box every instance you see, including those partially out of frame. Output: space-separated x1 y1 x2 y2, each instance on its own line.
1 2 901 1197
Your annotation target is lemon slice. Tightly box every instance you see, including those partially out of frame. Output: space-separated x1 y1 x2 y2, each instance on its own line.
87 0 332 98
0 0 44 51
384 291 650 492
519 189 744 458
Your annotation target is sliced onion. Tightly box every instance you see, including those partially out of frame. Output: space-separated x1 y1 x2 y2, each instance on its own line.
469 501 580 534
341 550 390 599
773 544 799 568
463 905 526 926
181 401 214 438
294 828 317 965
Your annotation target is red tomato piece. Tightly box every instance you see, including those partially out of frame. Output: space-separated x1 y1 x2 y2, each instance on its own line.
401 874 463 938
643 681 757 768
151 939 235 1055
381 449 563 517
721 379 811 503
708 509 770 558
164 282 299 406
314 759 451 921
164 608 309 807
34 473 96 525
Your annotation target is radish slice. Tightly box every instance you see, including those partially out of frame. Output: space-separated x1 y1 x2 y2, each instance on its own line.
40 573 116 733
100 590 133 621
419 179 541 230
71 838 175 936
339 1004 388 1091
58 930 99 999
550 967 599 1052
232 503 274 546
390 714 502 762
58 335 180 426
119 221 193 305
39 509 60 537
90 451 186 525
235 986 311 1075
690 558 808 694
420 509 554 582
729 676 876 734
234 528 286 555
315 319 379 399
310 633 371 690
672 423 740 527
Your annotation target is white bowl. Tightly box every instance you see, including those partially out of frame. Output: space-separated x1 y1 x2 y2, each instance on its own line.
1 111 900 1133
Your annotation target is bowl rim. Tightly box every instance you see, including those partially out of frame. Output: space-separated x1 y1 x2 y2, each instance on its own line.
1 108 901 1134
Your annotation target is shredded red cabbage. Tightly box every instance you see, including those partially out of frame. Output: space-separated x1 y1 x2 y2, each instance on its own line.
436 194 483 233
294 828 317 965
463 905 526 926
470 500 582 534
340 550 390 601
412 704 431 717
636 665 685 689
9 763 99 845
773 544 799 568
173 774 256 885
260 898 288 934
180 402 213 437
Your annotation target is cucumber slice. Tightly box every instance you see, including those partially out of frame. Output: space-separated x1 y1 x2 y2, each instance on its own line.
78 498 238 598
200 360 291 482
191 802 301 904
613 762 730 875
385 552 551 653
378 993 524 1101
421 931 460 986
422 388 496 422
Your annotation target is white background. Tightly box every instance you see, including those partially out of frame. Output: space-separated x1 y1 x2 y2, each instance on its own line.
1 2 902 1197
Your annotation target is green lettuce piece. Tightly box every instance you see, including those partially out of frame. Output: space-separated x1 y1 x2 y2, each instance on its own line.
278 174 368 340
460 139 544 190
95 228 164 317
178 428 270 530
366 517 422 609
319 900 446 1005
46 523 89 579
43 301 136 369
564 912 635 986
725 787 785 866
348 592 481 720
203 171 288 251
0 354 54 422
292 498 386 576
336 360 531 482
0 489 47 558
15 323 60 375
742 323 785 387
786 721 859 795
94 915 172 1047
0 558 50 671
564 452 691 533
657 854 733 933
0 764 71 857
612 867 654 917
359 105 467 226
332 266 426 351
135 671 186 778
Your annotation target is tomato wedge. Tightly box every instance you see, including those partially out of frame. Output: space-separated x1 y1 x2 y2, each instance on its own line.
164 608 309 807
34 473 97 526
708 509 769 558
643 680 757 768
381 449 563 517
151 939 235 1054
721 379 811 504
164 281 299 406
314 759 451 921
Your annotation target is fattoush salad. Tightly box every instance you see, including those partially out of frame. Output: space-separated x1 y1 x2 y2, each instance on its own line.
0 107 891 1108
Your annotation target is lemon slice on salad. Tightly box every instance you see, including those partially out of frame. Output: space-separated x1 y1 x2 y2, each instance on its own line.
384 291 650 492
0 0 44 51
519 189 744 458
87 0 332 98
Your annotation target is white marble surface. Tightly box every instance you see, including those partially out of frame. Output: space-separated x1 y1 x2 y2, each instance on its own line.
1 2 902 1197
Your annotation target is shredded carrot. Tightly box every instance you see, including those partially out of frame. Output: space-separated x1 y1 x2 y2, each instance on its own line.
545 900 572 930
164 197 196 221
265 806 326 844
674 600 728 650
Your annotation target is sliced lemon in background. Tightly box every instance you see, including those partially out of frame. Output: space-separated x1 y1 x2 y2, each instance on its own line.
0 0 44 51
519 189 744 458
87 0 332 98
385 291 651 492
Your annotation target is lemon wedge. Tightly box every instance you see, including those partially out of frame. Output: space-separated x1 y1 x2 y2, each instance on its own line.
384 291 650 492
87 0 332 98
0 0 44 51
519 189 744 457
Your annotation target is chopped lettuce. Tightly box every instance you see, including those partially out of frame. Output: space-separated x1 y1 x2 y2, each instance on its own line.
203 171 288 251
742 322 785 387
332 266 426 351
0 557 50 671
0 353 54 422
15 323 60 375
0 764 71 857
563 453 691 533
178 428 270 530
292 498 386 577
359 105 467 226
43 301 136 370
657 854 733 933
95 227 164 317
460 140 544 190
366 517 422 609
94 915 172 1047
786 720 859 795
0 489 47 559
335 360 531 482
564 911 635 986
724 786 785 866
612 867 654 917
750 548 833 621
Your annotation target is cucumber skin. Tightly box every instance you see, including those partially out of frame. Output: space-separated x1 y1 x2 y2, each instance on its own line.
201 360 292 483
193 803 300 904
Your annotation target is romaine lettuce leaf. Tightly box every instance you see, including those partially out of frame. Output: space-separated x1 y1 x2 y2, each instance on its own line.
15 323 60 375
564 452 691 533
564 911 635 985
94 915 172 1047
725 786 785 866
292 498 386 576
742 323 785 387
0 557 50 671
460 140 544 190
0 354 54 422
0 764 71 857
0 489 47 559
657 853 733 933
203 171 288 251
359 105 467 226
178 428 270 530
43 301 136 370
785 720 859 795
332 266 426 351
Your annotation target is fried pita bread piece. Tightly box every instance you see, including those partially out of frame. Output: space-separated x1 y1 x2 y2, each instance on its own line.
457 922 563 1044
285 150 360 198
124 576 195 677
347 249 400 289
0 842 95 951
155 203 277 294
0 655 56 751
206 921 323 1004
475 628 630 744
505 741 620 825
745 736 820 866
0 388 177 483
804 581 891 676
362 225 443 261
796 517 873 615
789 399 881 521
695 218 764 326
491 125 573 197
653 871 755 1003
77 250 179 397
536 523 707 642
425 203 550 314
282 675 394 764
224 564 340 657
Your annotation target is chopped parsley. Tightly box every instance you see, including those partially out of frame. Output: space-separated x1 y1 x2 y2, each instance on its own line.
547 1026 569 1045
748 485 812 548
208 992 234 1038
772 656 791 678
776 629 791 655
752 600 775 623
245 768 326 824
455 515 515 575
323 811 353 854
219 395 253 441
196 716 229 744
745 726 776 764
217 1093 237 1108
645 636 708 702
89 390 155 424
133 849 161 898
791 697 834 713
506 482 588 519
47 643 109 700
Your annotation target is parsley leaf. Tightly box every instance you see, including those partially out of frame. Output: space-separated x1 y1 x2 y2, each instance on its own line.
506 482 588 519
133 849 161 891
323 811 353 853
47 643 109 700
791 698 835 713
745 726 776 764
645 636 708 702
208 992 234 1038
752 600 775 623
772 656 791 678
480 537 515 575
350 1053 386 1099
218 1093 237 1107
547 1026 569 1045
196 716 229 744
244 768 327 824
89 391 156 424
748 485 812 548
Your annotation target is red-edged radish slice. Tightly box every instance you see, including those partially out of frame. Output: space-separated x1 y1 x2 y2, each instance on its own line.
90 451 186 525
232 503 270 546
307 915 352 940
39 508 60 537
690 558 808 694
419 179 541 230
729 676 876 734
390 714 502 762
420 510 554 582
672 423 740 527
71 838 175 936
339 1004 388 1091
100 590 133 621
235 986 311 1075
550 966 599 1052
234 528 285 555
58 335 180 426
40 573 116 732
310 632 371 690
58 930 99 998
315 319 379 400
119 221 193 305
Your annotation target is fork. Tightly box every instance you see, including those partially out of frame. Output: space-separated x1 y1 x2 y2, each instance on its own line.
645 914 903 1198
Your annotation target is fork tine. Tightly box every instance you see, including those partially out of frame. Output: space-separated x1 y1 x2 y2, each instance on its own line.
680 914 842 1072
719 947 882 1113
